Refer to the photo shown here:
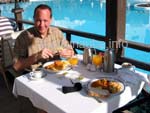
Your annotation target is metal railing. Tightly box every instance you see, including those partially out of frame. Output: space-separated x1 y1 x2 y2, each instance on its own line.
9 18 150 71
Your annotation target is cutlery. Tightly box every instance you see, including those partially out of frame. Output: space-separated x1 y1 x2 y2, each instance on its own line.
82 84 102 103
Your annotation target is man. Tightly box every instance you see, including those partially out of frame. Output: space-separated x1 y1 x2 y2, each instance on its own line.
13 4 74 73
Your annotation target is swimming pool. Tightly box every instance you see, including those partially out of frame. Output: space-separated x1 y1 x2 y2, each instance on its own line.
0 0 150 72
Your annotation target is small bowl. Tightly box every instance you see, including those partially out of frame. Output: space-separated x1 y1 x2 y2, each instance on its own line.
122 62 132 68
121 62 135 71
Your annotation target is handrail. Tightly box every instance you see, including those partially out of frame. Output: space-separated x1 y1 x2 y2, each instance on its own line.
9 18 106 42
117 57 150 70
127 40 150 52
12 18 150 52
9 18 150 71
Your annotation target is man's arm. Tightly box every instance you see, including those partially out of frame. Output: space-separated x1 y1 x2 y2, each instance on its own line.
13 53 39 71
13 48 54 71
58 32 75 58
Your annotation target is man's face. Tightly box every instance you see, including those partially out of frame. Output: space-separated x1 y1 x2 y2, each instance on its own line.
34 8 51 36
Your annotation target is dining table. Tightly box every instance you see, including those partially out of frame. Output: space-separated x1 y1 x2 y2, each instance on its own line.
12 55 149 113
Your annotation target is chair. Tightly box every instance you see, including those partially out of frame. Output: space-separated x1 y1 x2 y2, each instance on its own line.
0 36 14 91
0 16 18 91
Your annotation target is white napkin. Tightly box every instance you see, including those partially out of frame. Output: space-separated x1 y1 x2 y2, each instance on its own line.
118 69 150 85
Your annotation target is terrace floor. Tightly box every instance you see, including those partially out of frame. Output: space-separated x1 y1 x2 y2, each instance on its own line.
0 74 37 113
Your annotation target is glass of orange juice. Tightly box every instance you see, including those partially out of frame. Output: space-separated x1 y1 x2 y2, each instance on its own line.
92 54 103 68
67 56 79 66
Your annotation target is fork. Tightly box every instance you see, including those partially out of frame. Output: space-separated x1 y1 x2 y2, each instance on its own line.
82 84 102 103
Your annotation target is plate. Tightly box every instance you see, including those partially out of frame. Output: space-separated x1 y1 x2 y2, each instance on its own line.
86 77 125 101
43 60 71 73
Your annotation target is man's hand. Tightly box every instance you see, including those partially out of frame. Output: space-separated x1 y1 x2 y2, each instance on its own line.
39 48 53 59
59 48 74 58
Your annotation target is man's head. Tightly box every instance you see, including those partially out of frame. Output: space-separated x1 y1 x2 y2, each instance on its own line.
33 4 52 37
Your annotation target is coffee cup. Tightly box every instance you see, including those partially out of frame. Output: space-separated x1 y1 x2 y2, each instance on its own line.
30 69 43 79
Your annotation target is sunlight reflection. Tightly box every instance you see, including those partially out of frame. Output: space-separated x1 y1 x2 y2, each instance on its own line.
53 17 86 28
80 0 83 3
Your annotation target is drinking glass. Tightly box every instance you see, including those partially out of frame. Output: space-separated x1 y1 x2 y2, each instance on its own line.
92 54 103 68
67 56 79 66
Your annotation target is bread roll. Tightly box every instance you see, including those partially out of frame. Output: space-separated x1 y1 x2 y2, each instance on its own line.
91 79 109 89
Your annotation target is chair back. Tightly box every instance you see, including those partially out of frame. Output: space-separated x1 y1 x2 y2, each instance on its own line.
0 37 14 68
0 16 17 91
0 16 16 68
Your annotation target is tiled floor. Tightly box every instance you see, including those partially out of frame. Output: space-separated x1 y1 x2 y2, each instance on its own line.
0 74 37 113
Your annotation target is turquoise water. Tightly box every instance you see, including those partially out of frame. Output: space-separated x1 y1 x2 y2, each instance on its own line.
0 0 150 73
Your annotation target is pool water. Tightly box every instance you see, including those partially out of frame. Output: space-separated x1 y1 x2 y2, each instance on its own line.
0 0 150 73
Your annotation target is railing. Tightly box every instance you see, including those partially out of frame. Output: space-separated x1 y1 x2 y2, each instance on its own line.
9 18 150 71
8 0 150 71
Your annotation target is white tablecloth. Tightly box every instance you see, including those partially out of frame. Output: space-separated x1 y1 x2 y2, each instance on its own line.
13 57 147 113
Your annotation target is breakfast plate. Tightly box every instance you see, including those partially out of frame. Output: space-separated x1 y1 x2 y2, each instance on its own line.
86 77 125 101
43 60 71 73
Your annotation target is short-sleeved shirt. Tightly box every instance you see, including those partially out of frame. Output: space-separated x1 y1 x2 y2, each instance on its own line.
13 26 72 70
0 16 14 36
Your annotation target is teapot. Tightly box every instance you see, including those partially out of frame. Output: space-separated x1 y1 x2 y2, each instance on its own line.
103 48 115 73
